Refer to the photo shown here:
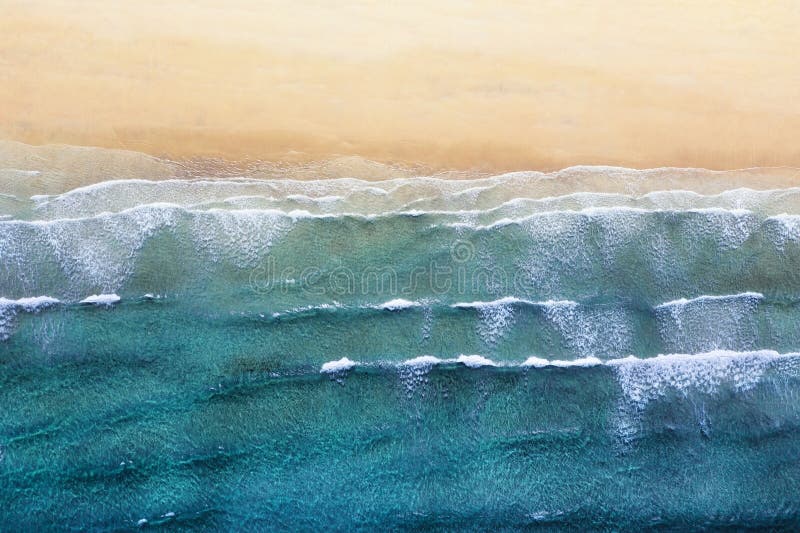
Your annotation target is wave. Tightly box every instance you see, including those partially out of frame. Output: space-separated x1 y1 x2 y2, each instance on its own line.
79 294 121 305
654 291 764 309
319 349 796 372
452 297 578 310
0 295 61 341
22 190 794 221
449 294 772 357
401 355 444 367
0 293 128 340
6 199 800 296
2 290 784 358
451 298 582 347
13 201 775 251
454 296 540 309
5 194 800 352
321 354 502 373
245 297 568 320
0 295 61 310
522 356 603 368
444 206 758 231
455 354 498 368
7 145 800 232
0 205 296 296
608 350 800 411
373 299 422 311
270 299 425 323
317 348 799 381
765 214 800 250
5 140 795 193
270 302 343 319
18 292 765 319
19 186 800 224
317 350 800 413
654 292 764 353
320 357 357 373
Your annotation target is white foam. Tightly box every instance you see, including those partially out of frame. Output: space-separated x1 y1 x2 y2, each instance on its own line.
1 204 297 293
402 355 443 367
539 299 579 308
549 356 604 367
376 299 420 311
80 294 121 305
191 208 296 268
208 349 800 387
607 349 793 409
519 349 798 377
0 296 61 340
271 302 341 318
0 296 60 310
522 356 603 368
655 292 762 353
520 356 551 367
444 206 760 231
655 291 763 309
452 296 534 309
452 298 532 345
456 354 497 368
320 357 357 373
286 194 343 203
28 179 798 223
764 214 800 250
447 207 626 230
768 213 800 222
541 300 632 358
1 204 184 294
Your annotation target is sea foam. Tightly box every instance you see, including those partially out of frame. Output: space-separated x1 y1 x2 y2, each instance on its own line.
320 357 357 373
0 295 61 341
80 294 121 305
375 299 421 311
0 296 61 310
522 356 603 368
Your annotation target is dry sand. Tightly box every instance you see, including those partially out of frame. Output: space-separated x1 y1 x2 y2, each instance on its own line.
1 0 799 171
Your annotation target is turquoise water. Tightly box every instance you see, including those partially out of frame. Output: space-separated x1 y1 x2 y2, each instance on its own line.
2 164 800 529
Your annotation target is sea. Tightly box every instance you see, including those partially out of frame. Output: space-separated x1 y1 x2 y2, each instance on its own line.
2 153 800 529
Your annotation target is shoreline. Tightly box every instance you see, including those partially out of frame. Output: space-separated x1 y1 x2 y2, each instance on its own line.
2 140 799 197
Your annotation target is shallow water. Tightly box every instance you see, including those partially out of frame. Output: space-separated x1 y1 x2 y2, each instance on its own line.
2 161 800 529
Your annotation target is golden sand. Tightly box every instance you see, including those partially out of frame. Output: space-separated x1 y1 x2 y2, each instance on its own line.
1 0 799 171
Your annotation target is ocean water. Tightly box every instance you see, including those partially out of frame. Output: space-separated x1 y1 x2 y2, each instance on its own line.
2 159 800 530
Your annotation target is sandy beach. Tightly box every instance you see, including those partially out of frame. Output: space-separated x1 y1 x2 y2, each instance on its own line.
1 0 799 171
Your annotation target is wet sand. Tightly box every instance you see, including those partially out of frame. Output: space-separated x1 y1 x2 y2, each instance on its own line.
1 0 799 171
2 140 799 198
